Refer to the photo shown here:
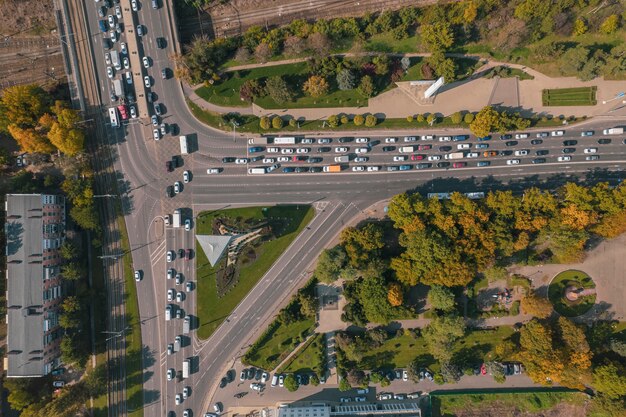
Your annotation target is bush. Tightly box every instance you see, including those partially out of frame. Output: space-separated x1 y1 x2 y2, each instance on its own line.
426 113 436 124
272 116 284 129
289 118 297 127
338 378 351 391
340 115 349 124
259 116 271 130
416 114 425 122
451 111 462 124
327 114 340 128
365 114 378 127
406 115 414 122
463 112 474 123
353 114 365 126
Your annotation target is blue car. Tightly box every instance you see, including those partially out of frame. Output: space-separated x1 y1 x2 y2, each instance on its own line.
475 143 489 149
99 20 108 33
248 147 263 153
477 135 492 141
399 164 412 171
477 161 491 167
282 167 295 173
452 135 468 141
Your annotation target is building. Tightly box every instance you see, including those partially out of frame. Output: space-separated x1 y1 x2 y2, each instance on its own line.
4 194 66 377
277 403 421 417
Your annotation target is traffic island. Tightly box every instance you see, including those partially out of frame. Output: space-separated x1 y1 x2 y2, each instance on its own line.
548 269 597 317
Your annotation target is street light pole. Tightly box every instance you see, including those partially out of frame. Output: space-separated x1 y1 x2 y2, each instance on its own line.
231 121 239 142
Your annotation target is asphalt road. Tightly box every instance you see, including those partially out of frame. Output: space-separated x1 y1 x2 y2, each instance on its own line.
78 2 626 417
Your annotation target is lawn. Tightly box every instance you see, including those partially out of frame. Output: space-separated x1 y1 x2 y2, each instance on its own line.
356 326 515 371
431 390 585 417
548 269 596 317
195 205 314 340
279 333 325 374
542 87 597 106
365 33 420 53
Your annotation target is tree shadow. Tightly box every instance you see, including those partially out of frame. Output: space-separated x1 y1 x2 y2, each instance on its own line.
5 221 24 256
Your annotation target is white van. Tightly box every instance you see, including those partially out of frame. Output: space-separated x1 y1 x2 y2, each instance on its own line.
165 304 172 321
271 374 279 387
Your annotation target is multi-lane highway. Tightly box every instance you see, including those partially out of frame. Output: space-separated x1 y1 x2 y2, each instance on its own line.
66 1 626 417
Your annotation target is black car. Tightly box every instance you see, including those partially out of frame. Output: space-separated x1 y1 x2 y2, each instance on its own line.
532 158 546 164
307 157 323 163
219 378 228 388
246 368 255 380
338 137 353 143
436 162 450 168
499 150 512 156
562 147 576 153
165 186 173 198
226 370 235 382
222 157 235 163
178 248 185 258
500 134 512 140
438 146 452 152
317 147 331 153
563 140 577 146
382 146 395 152
530 139 543 145
255 369 262 380
156 37 166 48
295 167 308 173
598 138 611 144
416 163 432 169
309 166 323 173
505 141 518 147
535 149 549 156
301 374 309 385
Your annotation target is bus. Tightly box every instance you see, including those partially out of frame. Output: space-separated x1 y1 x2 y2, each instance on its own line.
108 107 119 128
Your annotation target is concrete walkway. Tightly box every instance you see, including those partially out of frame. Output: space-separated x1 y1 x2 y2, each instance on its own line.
187 52 626 120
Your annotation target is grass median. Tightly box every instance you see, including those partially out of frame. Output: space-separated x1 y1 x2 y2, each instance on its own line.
195 205 314 340
542 86 597 106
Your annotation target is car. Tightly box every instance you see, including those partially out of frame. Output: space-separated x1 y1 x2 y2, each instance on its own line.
353 157 367 163
129 106 137 119
466 152 479 158
280 148 294 155
295 167 309 173
165 186 173 198
142 56 150 68
563 140 578 146
562 147 576 154
475 143 489 149
299 138 314 144
453 135 468 141
293 156 308 162
167 289 175 301
393 155 408 162
439 136 452 141
174 181 182 194
457 143 471 150
175 394 182 405
367 166 380 172
262 158 276 164
410 154 424 161
167 368 175 380
296 148 310 154
586 155 600 161
174 272 183 285
477 135 491 141
239 370 246 381
182 170 191 183
52 380 65 388
477 161 490 167
107 14 115 28
532 158 546 164
507 159 521 165
437 162 450 168
123 72 132 86
282 167 295 173
106 66 114 78
104 52 111 65
114 4 122 17
535 132 548 138
149 115 158 127
152 129 160 140
235 158 249 164
394 393 406 400
403 136 417 142
279 375 285 387
338 137 352 143
416 163 432 169
161 68 168 79
382 146 395 152
317 138 331 144
453 162 467 168
385 137 397 143
166 251 174 262
557 156 571 162
500 134 512 140
276 156 289 162
514 149 528 156
340 397 352 403
598 138 611 144
530 139 543 145
176 292 185 302
310 166 323 173
402 370 408 381
134 270 142 281
427 155 441 161
146 91 155 103
101 38 112 50
98 6 107 17
131 0 138 10
439 146 452 152
159 122 168 135
535 149 549 156
51 368 66 376
144 75 151 87
483 151 497 157
581 130 594 136
182 386 190 399
120 42 127 54
317 147 331 153
261 372 269 383
110 30 118 42
354 396 366 402
136 25 144 36
583 147 598 154
154 103 163 116
515 133 529 139
387 166 399 171
355 147 370 154
421 135 435 140
399 164 412 171
505 141 518 147
334 147 348 153
183 410 191 417
156 37 166 49
377 393 393 400
551 130 565 136
352 166 365 172
417 144 432 150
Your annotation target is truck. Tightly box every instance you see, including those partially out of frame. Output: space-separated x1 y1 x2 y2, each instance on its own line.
179 135 189 154
603 127 624 135
323 165 341 173
248 137 270 145
182 359 190 379
113 79 123 98
273 136 297 145
399 146 417 153
334 155 350 163
110 50 121 71
172 209 181 228
183 316 190 334
248 167 267 175
173 336 181 353
444 152 465 160
117 105 128 120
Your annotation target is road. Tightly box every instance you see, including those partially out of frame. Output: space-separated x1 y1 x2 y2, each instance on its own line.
67 1 626 417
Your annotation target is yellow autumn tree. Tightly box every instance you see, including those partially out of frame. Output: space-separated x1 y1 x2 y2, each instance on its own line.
387 283 404 307
8 125 54 153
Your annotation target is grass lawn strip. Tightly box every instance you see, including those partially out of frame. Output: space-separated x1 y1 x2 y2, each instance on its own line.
195 206 314 340
542 87 597 106
280 333 324 374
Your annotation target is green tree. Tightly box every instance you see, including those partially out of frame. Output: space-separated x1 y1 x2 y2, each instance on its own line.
60 241 79 260
259 116 271 130
359 275 395 324
303 75 330 98
427 285 456 312
440 361 462 383
327 114 339 128
70 204 100 232
353 114 365 126
573 18 588 36
423 315 466 362
450 112 462 124
315 245 348 283
600 14 619 34
340 223 384 267
337 69 356 90
310 373 320 386
365 114 377 127
469 106 505 137
338 377 351 391
463 112 474 123
284 374 299 392
485 361 506 383
428 51 457 81
298 293 318 318
265 76 295 103
520 291 553 318
426 113 436 124
593 361 626 399
358 75 375 98
61 262 84 281
421 22 454 52
272 116 284 129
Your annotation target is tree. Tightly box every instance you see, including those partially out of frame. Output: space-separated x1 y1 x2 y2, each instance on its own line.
427 285 456 312
346 369 366 386
0 84 50 131
340 223 384 267
593 361 626 399
327 114 339 128
253 42 272 62
610 339 626 358
303 75 329 98
336 69 356 90
310 374 320 386
520 291 553 318
239 79 262 102
8 125 54 154
485 361 506 383
428 51 457 81
469 106 505 137
372 55 390 76
387 283 404 306
463 112 474 123
61 262 83 281
421 22 454 52
315 245 347 282
259 116 270 130
600 15 619 35
426 113 436 124
463 1 478 24
359 275 396 324
338 377 351 391
559 45 589 76
60 241 79 260
358 75 375 98
299 293 318 318
272 116 283 129
284 374 299 392
234 47 251 62
70 204 99 231
353 114 364 126
573 18 588 36
440 361 462 383
265 76 295 103
450 111 462 124
423 315 466 362
365 114 377 127
308 32 331 57
283 35 306 57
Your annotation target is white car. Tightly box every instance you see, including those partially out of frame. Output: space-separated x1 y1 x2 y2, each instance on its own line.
457 143 471 150
421 135 435 140
235 158 249 164
174 181 181 194
355 137 369 143
129 106 137 119
105 52 111 65
167 289 175 301
261 372 269 383
167 268 174 279
551 130 565 136
466 152 479 158
106 67 114 78
514 149 528 156
439 136 452 141
267 164 279 172
355 147 370 154
280 148 294 154
557 156 572 162
267 147 279 153
136 25 144 36
403 370 409 381
153 129 160 140
354 157 368 163
507 159 521 165
207 168 221 174
334 147 348 153
107 15 115 28
175 394 182 405
403 136 417 142
125 71 132 84
144 76 151 87
110 30 117 42
183 386 190 399
393 155 408 162
367 166 380 172
277 156 289 162
262 158 275 164
183 411 191 417
142 57 150 68
166 251 174 262
160 123 167 136
515 133 529 139
134 270 142 282
167 368 175 380
115 5 122 18
185 219 191 231
183 170 191 183
427 155 441 161
131 0 138 11
120 42 127 54
301 138 314 144
583 147 597 154
296 148 309 154
385 137 397 143
352 166 365 172
176 292 185 302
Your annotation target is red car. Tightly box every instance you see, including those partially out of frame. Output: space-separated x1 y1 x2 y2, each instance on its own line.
453 162 467 168
186 249 192 260
410 154 424 161
480 363 487 375
417 144 432 151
